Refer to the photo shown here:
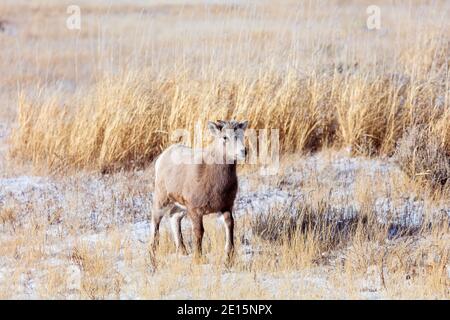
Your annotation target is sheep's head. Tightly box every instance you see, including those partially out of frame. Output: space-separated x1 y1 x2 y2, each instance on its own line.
208 120 249 163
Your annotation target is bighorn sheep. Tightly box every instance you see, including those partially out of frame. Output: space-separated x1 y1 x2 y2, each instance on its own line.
151 120 248 260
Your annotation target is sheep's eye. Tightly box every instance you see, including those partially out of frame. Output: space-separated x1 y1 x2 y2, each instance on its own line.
223 136 228 142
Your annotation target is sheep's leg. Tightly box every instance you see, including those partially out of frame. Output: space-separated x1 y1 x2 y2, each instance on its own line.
221 211 235 260
150 208 164 252
190 212 204 259
169 208 187 255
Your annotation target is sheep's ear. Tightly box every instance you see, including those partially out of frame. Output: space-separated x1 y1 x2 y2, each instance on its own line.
238 120 248 130
208 121 221 135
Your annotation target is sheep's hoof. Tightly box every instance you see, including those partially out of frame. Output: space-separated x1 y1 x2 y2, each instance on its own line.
193 254 206 265
177 246 189 256
225 252 235 268
148 253 158 272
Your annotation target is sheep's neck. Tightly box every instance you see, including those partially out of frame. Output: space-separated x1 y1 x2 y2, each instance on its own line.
198 147 237 182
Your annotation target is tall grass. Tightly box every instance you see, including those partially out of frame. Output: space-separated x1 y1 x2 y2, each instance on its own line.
10 65 449 173
1 0 449 300
2 0 448 175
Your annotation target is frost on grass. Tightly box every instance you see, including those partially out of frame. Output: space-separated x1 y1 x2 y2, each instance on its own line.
1 154 448 233
0 152 448 299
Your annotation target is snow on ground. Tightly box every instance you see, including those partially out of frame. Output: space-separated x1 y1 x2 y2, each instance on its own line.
1 152 449 238
0 152 448 298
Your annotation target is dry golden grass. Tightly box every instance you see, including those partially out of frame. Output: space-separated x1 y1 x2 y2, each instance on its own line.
10 68 450 175
0 148 448 299
3 0 448 176
0 163 448 299
0 0 449 299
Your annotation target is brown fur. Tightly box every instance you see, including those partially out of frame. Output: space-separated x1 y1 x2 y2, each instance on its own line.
150 120 248 260
154 147 238 213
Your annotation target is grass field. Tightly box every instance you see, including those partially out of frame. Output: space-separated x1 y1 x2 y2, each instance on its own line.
0 0 449 299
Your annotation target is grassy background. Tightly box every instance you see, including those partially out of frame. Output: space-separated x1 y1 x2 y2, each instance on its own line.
2 0 448 174
0 0 448 299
